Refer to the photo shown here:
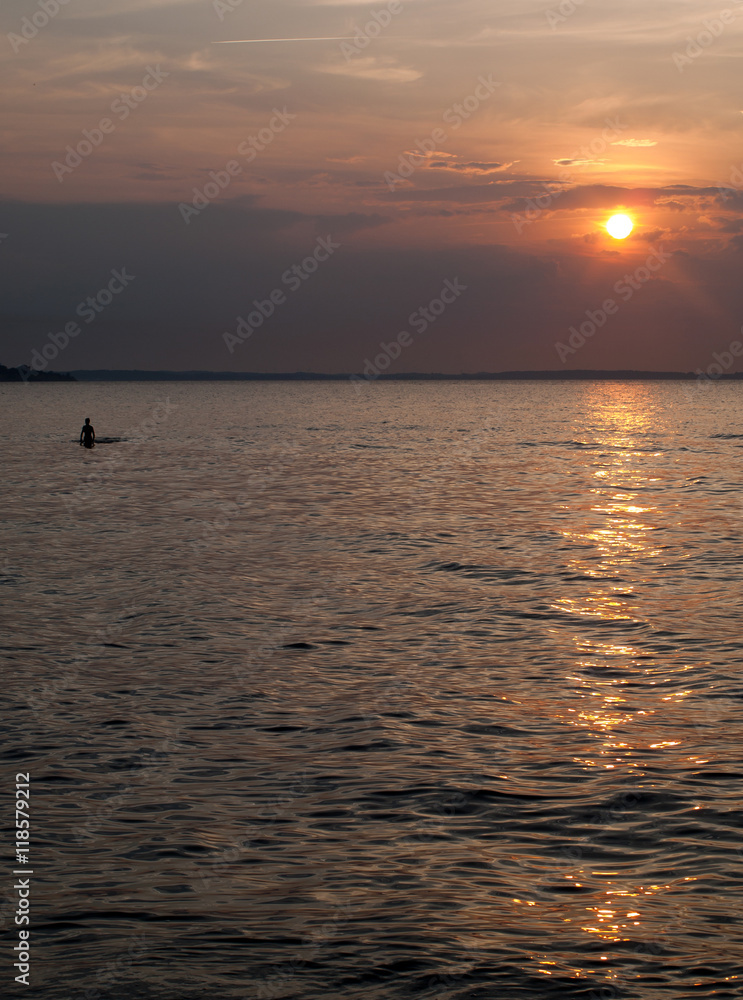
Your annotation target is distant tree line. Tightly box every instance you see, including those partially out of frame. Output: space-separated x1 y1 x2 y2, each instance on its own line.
0 363 76 382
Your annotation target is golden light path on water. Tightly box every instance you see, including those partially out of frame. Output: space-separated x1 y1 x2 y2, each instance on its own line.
520 384 728 988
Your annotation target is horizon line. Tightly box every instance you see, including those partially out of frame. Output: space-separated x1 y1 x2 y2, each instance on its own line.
5 360 739 381
10 366 741 383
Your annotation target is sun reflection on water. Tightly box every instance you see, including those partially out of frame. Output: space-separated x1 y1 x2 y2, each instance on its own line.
514 385 714 983
548 384 690 758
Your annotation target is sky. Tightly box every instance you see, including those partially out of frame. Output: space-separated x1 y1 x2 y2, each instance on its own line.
2 0 743 373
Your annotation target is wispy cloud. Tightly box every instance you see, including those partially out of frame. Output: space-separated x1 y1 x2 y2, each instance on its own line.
321 56 422 82
428 159 516 174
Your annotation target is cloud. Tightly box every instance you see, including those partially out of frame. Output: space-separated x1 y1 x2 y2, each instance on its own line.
326 155 366 164
311 211 391 234
428 160 516 174
383 179 743 234
66 0 190 15
611 138 658 147
319 56 422 82
388 181 526 203
554 158 607 167
715 216 743 233
634 227 668 242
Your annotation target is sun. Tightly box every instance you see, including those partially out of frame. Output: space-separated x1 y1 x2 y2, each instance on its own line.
606 214 634 240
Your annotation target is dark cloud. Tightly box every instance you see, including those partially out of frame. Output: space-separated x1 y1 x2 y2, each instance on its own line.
634 228 668 242
310 212 391 234
553 158 601 167
388 180 539 204
715 217 743 233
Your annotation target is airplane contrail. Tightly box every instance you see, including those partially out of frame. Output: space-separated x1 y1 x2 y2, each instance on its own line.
214 37 358 44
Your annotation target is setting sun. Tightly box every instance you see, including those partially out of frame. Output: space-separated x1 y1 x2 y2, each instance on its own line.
606 214 634 240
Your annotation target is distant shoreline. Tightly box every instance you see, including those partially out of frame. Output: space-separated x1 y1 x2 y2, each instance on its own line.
5 366 743 383
56 368 743 382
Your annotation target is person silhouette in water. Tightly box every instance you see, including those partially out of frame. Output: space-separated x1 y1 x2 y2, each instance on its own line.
80 417 95 449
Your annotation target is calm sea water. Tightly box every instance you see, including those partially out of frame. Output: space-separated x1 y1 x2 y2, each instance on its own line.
2 380 743 1000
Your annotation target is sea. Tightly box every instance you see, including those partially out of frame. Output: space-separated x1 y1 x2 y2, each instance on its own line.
2 379 743 1000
